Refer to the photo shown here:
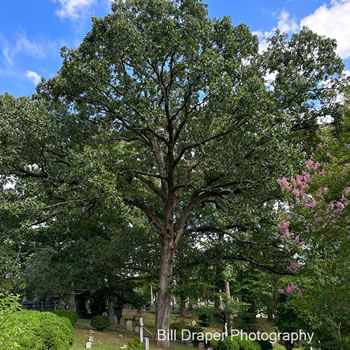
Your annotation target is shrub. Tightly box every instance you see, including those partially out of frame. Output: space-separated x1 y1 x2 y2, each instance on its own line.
256 340 272 350
210 339 220 350
40 312 74 349
129 338 145 350
237 338 261 350
53 310 78 326
170 322 187 332
219 336 261 350
91 315 110 331
233 336 261 350
6 310 73 350
0 294 22 350
218 337 240 350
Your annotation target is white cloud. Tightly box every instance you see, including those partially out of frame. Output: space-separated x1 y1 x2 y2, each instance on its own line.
53 0 96 19
25 71 41 85
2 45 12 65
14 34 46 59
277 10 298 33
253 10 299 53
300 0 350 59
0 33 49 66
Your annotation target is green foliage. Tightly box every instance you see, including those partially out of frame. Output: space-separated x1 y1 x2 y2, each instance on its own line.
218 336 262 350
218 337 239 350
235 337 261 350
91 315 110 331
6 310 73 350
210 339 219 350
256 340 272 350
53 310 78 326
170 322 187 332
194 307 216 326
128 338 145 350
0 294 22 350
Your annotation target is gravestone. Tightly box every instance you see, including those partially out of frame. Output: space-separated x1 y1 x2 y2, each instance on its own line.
185 339 193 347
126 319 133 332
144 337 150 350
85 342 92 349
198 342 205 350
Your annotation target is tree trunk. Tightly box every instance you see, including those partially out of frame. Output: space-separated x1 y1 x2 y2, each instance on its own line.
284 341 293 350
180 272 186 318
225 280 233 330
154 236 176 348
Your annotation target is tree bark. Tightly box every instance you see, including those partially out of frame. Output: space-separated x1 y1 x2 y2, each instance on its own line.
225 280 233 330
179 271 187 318
154 235 176 348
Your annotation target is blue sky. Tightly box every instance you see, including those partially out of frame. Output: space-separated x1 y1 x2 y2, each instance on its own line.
1 0 350 96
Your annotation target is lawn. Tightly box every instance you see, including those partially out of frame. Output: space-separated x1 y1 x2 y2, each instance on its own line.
71 327 194 350
71 326 302 350
72 328 130 350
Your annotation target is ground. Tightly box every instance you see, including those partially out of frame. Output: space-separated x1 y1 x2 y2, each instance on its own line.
71 311 304 350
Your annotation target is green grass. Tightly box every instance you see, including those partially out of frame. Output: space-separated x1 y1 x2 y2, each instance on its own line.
71 327 193 350
73 312 305 350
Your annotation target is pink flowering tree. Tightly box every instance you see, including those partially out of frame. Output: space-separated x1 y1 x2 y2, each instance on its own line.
276 106 350 349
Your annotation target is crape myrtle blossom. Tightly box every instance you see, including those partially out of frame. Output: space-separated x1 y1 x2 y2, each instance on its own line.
277 157 350 243
276 153 350 297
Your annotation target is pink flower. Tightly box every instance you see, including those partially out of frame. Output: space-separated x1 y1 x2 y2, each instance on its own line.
314 161 321 170
306 159 314 169
293 189 301 197
323 187 328 193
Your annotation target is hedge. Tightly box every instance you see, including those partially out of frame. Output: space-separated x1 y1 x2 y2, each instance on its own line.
53 310 78 326
6 310 73 350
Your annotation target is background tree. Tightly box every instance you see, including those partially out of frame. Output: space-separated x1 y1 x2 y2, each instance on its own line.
276 98 350 349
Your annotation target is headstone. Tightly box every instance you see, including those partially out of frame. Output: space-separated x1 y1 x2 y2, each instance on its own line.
144 337 150 350
89 336 94 342
135 326 139 333
198 342 205 350
191 320 197 327
126 319 133 332
85 342 92 349
185 339 193 347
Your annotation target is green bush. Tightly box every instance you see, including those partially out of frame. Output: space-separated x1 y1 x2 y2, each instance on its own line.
219 336 261 350
91 315 110 331
256 340 272 350
53 310 78 326
210 339 220 350
6 310 73 350
237 338 261 350
218 337 240 350
0 293 22 350
129 338 145 350
170 322 187 332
